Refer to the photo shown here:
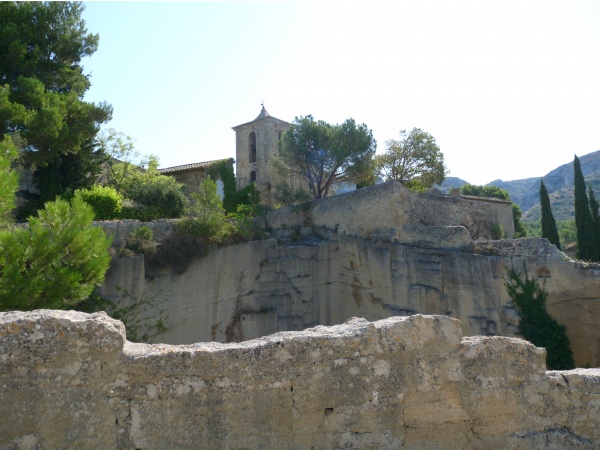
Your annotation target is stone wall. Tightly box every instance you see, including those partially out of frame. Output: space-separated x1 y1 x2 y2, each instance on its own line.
1 310 599 449
93 219 178 249
264 181 515 243
97 234 600 367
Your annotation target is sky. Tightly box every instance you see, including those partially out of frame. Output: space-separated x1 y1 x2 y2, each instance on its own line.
81 1 600 185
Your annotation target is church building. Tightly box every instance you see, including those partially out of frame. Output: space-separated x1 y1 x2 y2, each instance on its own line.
231 105 290 195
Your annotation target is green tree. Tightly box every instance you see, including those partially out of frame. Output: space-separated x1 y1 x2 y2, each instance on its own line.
0 135 20 222
573 155 598 261
271 157 312 207
460 184 510 200
504 266 575 370
279 115 376 199
0 192 111 311
119 167 188 221
78 185 123 220
0 2 112 201
588 185 600 257
177 177 227 238
374 128 447 191
540 179 561 250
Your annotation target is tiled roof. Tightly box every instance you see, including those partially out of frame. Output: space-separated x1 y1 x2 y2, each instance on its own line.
254 105 270 121
158 159 230 174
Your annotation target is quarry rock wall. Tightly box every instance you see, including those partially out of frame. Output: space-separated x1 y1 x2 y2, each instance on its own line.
1 310 599 449
97 234 600 368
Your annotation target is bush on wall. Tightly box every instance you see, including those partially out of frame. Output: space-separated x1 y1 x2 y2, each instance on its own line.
78 185 123 220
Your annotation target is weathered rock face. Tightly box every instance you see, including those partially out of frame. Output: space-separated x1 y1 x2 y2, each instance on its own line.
1 310 599 449
98 234 600 367
264 181 515 242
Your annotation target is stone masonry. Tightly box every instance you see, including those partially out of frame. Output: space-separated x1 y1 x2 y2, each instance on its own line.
1 310 599 449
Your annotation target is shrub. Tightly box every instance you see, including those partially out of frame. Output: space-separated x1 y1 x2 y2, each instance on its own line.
125 225 157 255
491 223 505 240
504 266 575 370
178 177 227 240
0 193 112 311
132 225 153 241
78 185 123 220
120 170 188 221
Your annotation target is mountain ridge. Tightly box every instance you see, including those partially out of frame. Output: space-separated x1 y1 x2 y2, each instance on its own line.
446 149 600 223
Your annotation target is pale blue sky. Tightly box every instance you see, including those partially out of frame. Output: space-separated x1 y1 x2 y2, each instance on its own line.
82 1 600 185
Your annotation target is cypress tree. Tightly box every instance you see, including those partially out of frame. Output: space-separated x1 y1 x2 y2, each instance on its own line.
539 180 561 250
589 185 600 257
573 155 599 261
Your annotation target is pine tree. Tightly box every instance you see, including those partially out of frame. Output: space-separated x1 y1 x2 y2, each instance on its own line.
573 155 599 261
539 180 561 250
589 185 600 257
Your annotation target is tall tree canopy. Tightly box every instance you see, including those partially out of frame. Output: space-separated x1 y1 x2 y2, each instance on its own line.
0 1 112 201
374 128 446 191
588 185 600 258
539 179 561 250
278 115 376 199
573 155 598 261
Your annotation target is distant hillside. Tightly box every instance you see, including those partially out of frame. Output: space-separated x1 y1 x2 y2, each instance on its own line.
488 150 600 215
438 177 469 193
521 172 600 223
448 150 600 224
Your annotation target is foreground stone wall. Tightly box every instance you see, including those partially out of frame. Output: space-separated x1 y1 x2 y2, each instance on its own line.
1 310 598 449
98 235 600 367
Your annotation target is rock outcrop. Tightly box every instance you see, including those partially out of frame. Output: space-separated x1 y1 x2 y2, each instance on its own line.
98 234 600 368
1 310 599 449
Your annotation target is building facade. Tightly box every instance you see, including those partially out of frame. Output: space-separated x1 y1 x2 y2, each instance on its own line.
232 106 290 198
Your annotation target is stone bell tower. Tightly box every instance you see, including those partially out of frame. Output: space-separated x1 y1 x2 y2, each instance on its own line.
232 105 290 199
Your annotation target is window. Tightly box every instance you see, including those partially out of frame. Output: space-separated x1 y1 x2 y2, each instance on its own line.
250 171 257 183
249 131 257 163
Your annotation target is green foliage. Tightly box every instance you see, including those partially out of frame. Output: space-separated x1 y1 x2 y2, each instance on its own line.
124 225 156 256
460 184 510 200
523 219 577 249
539 179 561 250
0 2 112 185
205 158 236 213
271 157 313 207
573 155 598 261
132 225 153 242
374 128 447 191
512 204 527 238
491 224 505 240
0 134 19 222
0 193 111 311
99 129 144 189
96 130 187 221
34 139 109 205
78 185 123 220
178 177 227 239
558 219 577 247
119 168 188 221
504 266 575 370
279 115 376 198
588 185 600 258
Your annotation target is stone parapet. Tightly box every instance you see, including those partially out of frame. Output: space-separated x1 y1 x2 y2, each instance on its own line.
1 310 599 449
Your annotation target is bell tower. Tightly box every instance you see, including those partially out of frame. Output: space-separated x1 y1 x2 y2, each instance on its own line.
232 105 290 198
